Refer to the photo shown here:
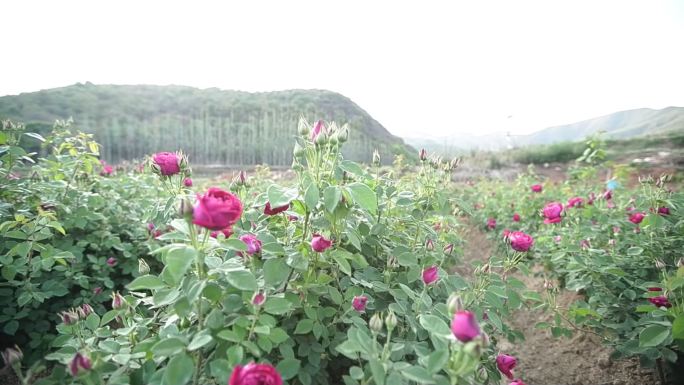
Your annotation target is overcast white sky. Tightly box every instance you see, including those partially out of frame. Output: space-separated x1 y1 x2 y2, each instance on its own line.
1 0 683 138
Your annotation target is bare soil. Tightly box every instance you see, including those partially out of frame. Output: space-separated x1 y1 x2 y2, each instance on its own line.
457 223 658 385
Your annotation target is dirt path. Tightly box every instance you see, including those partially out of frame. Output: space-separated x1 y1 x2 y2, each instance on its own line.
458 223 657 385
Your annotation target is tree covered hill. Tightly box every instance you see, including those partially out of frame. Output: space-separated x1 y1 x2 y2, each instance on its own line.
0 84 412 165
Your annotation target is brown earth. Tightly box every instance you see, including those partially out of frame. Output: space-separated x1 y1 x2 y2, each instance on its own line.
458 223 659 385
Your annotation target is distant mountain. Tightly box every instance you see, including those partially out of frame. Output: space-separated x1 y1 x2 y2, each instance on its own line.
406 107 684 156
0 84 412 165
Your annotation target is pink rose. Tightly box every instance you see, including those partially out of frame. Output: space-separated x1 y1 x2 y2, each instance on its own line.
629 212 645 224
486 218 496 230
239 234 262 255
152 152 181 176
649 295 671 308
580 239 591 249
531 184 542 193
602 189 612 200
264 202 289 216
554 235 562 244
451 310 481 342
512 213 520 222
509 231 534 252
192 187 243 230
106 257 117 266
100 164 114 176
229 363 283 385
352 295 368 312
657 207 670 216
496 354 517 379
509 380 527 385
542 202 563 224
311 234 333 252
567 197 584 208
183 178 193 187
422 266 439 285
502 229 511 239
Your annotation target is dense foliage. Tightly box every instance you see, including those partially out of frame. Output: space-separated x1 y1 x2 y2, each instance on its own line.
0 84 412 166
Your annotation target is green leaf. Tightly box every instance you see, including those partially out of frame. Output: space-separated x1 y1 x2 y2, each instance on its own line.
188 331 213 351
401 366 435 384
165 246 196 284
331 251 352 276
3 320 18 335
24 132 46 142
369 358 385 385
339 160 365 177
1 266 17 281
426 349 449 374
100 310 119 326
304 183 319 211
225 238 248 252
347 182 377 214
639 325 670 347
152 337 186 356
264 297 293 315
267 184 295 208
396 252 417 267
162 352 194 385
226 270 258 291
263 258 290 288
276 358 301 380
85 313 100 331
419 314 451 336
294 319 314 334
323 186 342 213
126 275 165 291
672 315 684 340
627 247 644 256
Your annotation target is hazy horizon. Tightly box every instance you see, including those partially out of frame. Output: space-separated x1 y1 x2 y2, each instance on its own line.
2 0 683 138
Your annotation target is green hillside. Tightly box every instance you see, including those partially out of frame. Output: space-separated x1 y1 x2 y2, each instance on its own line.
0 84 412 165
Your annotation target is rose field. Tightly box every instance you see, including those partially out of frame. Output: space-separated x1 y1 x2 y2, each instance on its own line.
1 118 683 385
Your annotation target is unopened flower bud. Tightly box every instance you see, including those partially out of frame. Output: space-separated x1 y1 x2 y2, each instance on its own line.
338 125 349 143
60 310 78 325
112 292 126 309
655 259 666 270
138 259 150 275
314 131 328 146
297 119 310 136
419 149 427 161
293 142 305 157
443 243 454 255
447 293 464 314
543 280 554 290
677 258 684 268
385 311 398 331
369 313 383 333
1 345 22 366
237 171 247 186
69 352 92 377
426 238 435 251
372 149 381 166
81 304 94 317
252 291 266 306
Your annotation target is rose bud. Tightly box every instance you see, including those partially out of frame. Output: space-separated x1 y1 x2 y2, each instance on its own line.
229 363 283 385
60 310 78 325
602 189 612 200
1 345 22 367
239 234 262 255
138 259 150 275
183 177 193 187
554 235 562 244
147 223 155 231
69 352 92 377
425 238 435 251
93 287 102 295
657 207 670 216
580 239 591 249
422 266 439 285
111 292 126 309
655 259 666 269
509 231 534 252
106 257 117 267
311 234 333 252
502 229 511 239
496 354 517 379
531 184 543 193
512 213 520 222
352 295 368 312
567 197 583 208
447 293 464 314
264 202 289 216
443 243 454 255
252 291 266 307
419 148 428 161
385 311 398 330
629 212 645 224
486 218 496 230
210 227 233 239
152 152 181 176
372 149 381 166
369 313 383 333
192 187 243 230
80 304 94 317
451 310 481 342
677 258 684 268
542 202 563 224
238 171 247 186
310 120 325 141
